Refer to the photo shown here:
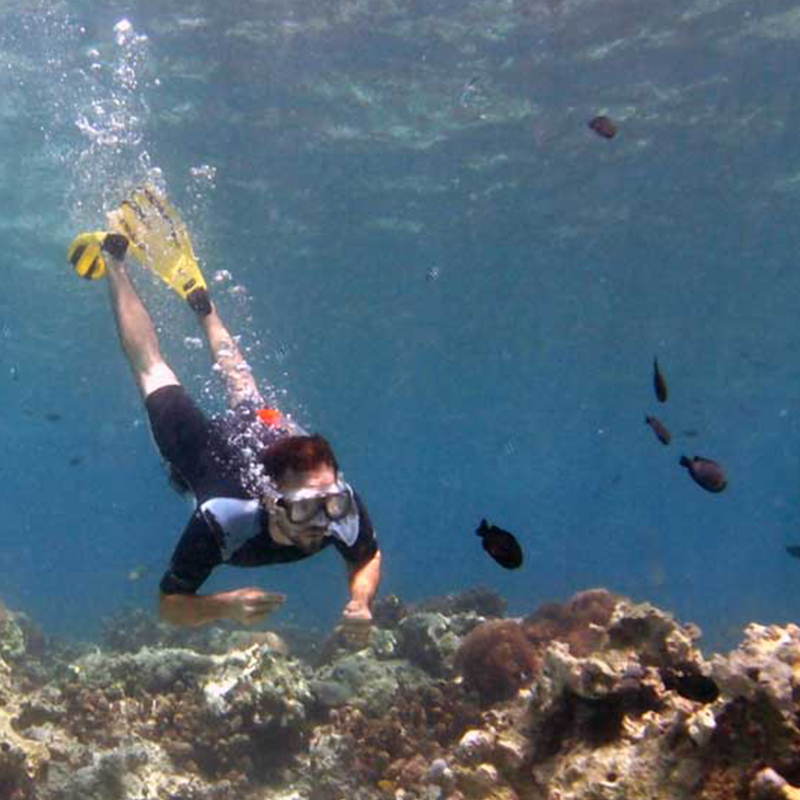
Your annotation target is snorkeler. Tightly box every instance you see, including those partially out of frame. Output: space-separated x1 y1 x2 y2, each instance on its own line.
67 185 381 639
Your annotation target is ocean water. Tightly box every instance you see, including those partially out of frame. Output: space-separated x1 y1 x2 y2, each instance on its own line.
1 0 799 652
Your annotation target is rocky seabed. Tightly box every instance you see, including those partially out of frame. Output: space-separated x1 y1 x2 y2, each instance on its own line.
2 588 800 800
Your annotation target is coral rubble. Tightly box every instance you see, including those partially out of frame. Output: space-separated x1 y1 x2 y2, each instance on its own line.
2 590 800 799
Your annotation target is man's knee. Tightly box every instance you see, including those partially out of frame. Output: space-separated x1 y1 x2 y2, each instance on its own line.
139 362 180 399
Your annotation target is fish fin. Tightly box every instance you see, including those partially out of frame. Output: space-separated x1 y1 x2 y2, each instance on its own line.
477 519 488 537
679 455 691 467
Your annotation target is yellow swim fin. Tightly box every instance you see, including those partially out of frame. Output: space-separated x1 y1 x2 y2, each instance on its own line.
67 231 129 280
108 185 211 314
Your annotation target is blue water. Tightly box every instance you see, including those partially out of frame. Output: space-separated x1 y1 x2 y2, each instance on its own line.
2 0 800 651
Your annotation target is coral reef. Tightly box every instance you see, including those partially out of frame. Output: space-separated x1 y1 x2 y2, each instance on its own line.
396 611 484 677
3 589 800 799
454 619 540 703
410 587 508 620
523 588 619 657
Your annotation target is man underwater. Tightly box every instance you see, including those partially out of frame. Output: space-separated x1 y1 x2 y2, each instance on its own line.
68 186 381 637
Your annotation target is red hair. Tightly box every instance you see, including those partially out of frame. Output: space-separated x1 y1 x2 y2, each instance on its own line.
259 434 339 480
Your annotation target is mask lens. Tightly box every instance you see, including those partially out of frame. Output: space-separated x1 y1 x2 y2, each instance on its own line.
324 491 352 521
285 497 323 525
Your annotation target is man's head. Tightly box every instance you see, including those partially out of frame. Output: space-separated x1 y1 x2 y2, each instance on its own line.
259 435 354 549
259 433 339 485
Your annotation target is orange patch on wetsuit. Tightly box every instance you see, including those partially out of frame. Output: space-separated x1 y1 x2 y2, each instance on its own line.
257 408 283 427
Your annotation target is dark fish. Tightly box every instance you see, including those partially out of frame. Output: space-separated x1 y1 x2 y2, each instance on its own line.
44 412 62 422
588 115 617 139
679 455 727 493
476 519 523 569
645 415 671 445
786 545 800 560
653 358 668 403
661 669 719 704
68 456 83 467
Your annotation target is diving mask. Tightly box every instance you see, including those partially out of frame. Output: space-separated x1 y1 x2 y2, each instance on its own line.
276 481 354 526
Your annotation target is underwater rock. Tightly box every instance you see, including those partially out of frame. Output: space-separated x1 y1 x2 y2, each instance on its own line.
523 596 723 798
457 728 496 763
74 646 217 694
0 654 49 800
370 627 400 660
752 767 800 800
411 587 508 619
372 594 408 629
315 681 482 792
225 630 289 656
306 728 364 800
397 611 485 677
0 610 33 663
705 623 800 782
710 622 800 707
310 649 428 714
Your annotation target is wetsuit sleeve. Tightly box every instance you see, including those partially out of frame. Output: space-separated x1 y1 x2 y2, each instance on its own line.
159 510 223 595
333 492 379 566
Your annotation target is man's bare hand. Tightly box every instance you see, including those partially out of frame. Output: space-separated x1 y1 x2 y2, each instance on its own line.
224 588 286 626
340 601 373 647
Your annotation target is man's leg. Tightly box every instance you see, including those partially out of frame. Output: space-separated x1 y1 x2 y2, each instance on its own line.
196 298 262 408
106 256 179 398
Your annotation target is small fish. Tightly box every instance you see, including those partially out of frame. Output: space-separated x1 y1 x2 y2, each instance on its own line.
588 115 617 139
786 545 800 560
127 565 148 582
460 76 480 107
44 412 62 423
679 455 727 493
68 456 83 467
645 415 671 445
476 519 523 569
653 357 668 403
426 266 441 282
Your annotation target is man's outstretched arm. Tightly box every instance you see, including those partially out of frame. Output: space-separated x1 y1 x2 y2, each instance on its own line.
159 587 285 627
343 548 382 620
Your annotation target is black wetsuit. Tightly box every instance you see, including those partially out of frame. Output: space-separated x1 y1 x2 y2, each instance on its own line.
146 385 378 595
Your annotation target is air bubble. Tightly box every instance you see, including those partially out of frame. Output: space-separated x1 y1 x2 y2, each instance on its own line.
190 164 217 182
